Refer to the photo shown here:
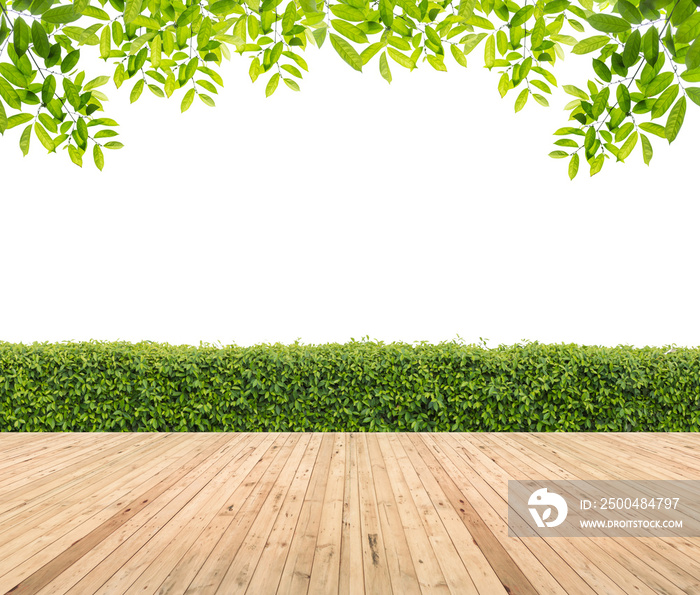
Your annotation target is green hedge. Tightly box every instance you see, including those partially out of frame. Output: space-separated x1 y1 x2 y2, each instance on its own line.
1 339 699 432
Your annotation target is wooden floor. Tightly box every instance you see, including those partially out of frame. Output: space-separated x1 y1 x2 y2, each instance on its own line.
1 433 699 595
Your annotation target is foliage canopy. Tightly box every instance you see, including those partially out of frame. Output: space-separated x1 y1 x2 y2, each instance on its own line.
0 0 698 177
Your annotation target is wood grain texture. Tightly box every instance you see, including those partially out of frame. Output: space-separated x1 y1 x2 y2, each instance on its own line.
0 432 698 594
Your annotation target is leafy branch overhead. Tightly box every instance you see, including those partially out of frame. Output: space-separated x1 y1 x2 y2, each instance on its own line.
0 0 698 177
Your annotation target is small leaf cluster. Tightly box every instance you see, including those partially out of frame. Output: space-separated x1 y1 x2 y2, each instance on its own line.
0 0 698 175
1 338 698 432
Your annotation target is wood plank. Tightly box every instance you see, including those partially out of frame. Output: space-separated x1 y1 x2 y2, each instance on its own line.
366 434 421 595
244 432 324 595
2 433 229 595
183 433 298 594
129 432 282 595
356 433 394 595
307 433 347 594
338 433 364 595
0 434 174 539
472 432 684 595
215 433 312 593
384 434 506 595
0 432 698 595
409 434 548 595
275 432 334 595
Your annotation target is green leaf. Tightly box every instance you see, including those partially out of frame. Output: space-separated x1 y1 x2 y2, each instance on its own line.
531 65 556 86
651 84 679 118
616 130 637 161
450 43 467 67
642 25 658 65
572 35 610 55
61 50 81 74
280 64 302 78
0 100 6 135
249 56 261 82
361 42 384 65
34 121 54 152
511 5 534 26
484 34 495 68
530 17 545 49
532 93 549 106
198 17 213 50
616 84 631 113
379 0 394 28
563 85 588 100
622 29 640 67
531 79 551 94
123 0 142 23
29 0 53 15
19 123 31 156
687 87 700 107
68 144 83 167
514 87 528 111
130 31 158 55
283 77 300 91
130 78 144 103
150 35 162 69
456 0 476 18
331 4 366 21
0 64 28 88
176 4 200 27
674 12 700 44
331 20 368 44
330 33 363 71
462 33 488 55
100 25 112 60
6 113 34 129
592 58 612 83
13 17 30 57
210 0 240 15
645 71 673 97
265 72 280 96
638 121 665 138
31 20 51 58
549 150 568 158
82 6 110 19
589 154 604 176
282 2 297 33
379 51 392 82
0 79 21 110
587 14 630 33
664 95 686 143
104 141 124 149
568 153 579 179
93 144 104 170
427 54 447 72
42 6 81 23
387 47 414 69
181 88 195 112
312 26 327 48
640 133 652 165
199 93 215 106
681 66 700 83
616 0 643 24
84 75 110 92
686 37 700 71
148 83 165 97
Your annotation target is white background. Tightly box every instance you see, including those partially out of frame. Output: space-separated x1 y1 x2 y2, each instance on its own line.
1 37 698 350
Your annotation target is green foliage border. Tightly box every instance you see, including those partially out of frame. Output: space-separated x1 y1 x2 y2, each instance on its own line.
1 338 699 431
0 0 699 175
